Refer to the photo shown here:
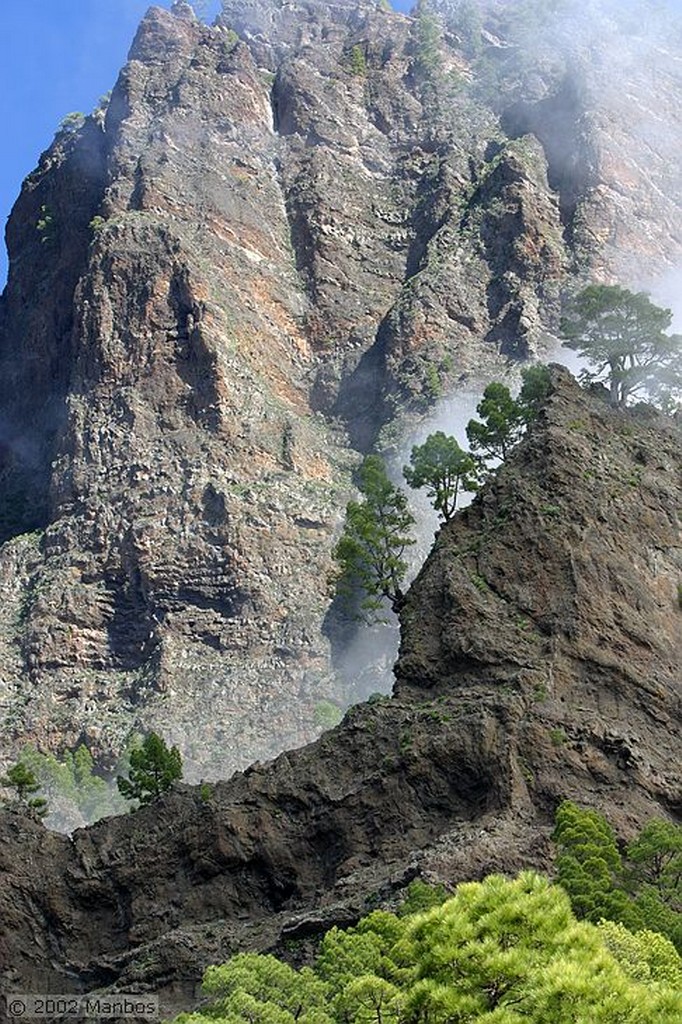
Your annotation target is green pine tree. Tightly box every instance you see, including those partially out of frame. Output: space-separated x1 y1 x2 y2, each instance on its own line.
403 432 479 522
1 761 48 817
117 732 183 806
171 871 682 1024
561 284 682 407
466 381 526 464
333 455 415 618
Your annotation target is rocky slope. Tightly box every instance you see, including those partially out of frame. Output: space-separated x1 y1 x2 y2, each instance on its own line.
0 0 680 783
1 368 680 1017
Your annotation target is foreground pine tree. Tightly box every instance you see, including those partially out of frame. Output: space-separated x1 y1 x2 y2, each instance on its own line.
172 871 682 1024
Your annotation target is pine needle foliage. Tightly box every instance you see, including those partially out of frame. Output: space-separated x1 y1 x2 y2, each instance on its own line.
171 872 682 1024
466 365 552 468
333 455 415 619
1 761 48 817
403 432 479 522
117 732 183 806
554 801 682 951
561 284 682 407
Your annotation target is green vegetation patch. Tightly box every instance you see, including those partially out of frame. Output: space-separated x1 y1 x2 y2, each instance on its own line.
170 870 682 1024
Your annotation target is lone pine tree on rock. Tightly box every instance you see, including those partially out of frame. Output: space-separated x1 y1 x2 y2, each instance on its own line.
333 454 415 618
466 382 527 464
561 284 682 407
466 365 552 468
403 432 479 522
1 761 48 817
117 732 183 806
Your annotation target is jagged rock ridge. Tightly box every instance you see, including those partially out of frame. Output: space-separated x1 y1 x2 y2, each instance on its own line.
1 369 680 1016
0 0 679 783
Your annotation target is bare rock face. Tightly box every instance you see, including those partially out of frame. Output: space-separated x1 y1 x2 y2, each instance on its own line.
0 0 680 780
396 368 682 824
0 7 356 775
0 370 679 1016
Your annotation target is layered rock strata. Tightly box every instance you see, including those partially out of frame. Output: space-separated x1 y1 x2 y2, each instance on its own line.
0 0 679 781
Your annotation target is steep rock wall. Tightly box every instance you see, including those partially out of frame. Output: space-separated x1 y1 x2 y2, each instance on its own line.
0 370 679 1015
0 0 679 780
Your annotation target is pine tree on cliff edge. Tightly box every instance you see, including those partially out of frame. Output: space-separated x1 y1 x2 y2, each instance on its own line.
561 284 682 408
333 455 415 620
117 732 183 807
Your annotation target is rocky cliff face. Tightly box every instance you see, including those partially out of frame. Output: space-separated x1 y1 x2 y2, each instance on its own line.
0 0 680 784
1 369 680 1016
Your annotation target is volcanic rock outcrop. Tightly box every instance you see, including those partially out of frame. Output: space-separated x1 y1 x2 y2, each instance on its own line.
1 369 680 1016
0 0 680 782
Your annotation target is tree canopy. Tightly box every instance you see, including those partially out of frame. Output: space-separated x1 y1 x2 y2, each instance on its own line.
172 871 682 1024
466 381 526 463
117 732 183 806
516 362 552 419
553 801 682 951
1 761 47 817
403 432 479 522
560 284 682 407
19 742 126 827
333 455 415 618
465 365 551 467
414 0 443 79
466 385 525 465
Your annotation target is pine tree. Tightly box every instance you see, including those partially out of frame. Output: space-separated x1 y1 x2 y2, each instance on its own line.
1 761 48 817
466 381 526 464
403 432 479 522
117 732 183 806
414 0 443 78
561 284 682 407
465 367 551 469
333 455 415 618
171 871 682 1024
553 801 682 949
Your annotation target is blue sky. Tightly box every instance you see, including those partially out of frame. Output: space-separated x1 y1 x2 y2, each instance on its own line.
0 1 413 287
0 1 216 285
